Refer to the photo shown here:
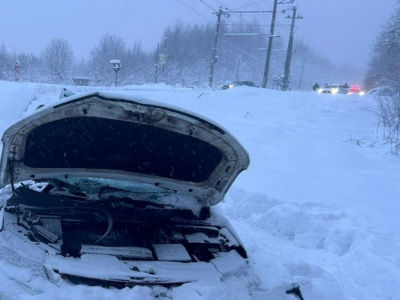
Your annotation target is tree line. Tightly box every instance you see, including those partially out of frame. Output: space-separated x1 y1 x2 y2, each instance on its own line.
0 20 354 89
364 1 400 154
364 3 400 90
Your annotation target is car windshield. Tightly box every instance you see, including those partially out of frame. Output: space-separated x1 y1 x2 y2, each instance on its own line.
23 176 206 216
44 177 175 202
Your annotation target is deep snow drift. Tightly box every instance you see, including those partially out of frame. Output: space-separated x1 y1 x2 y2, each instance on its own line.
0 81 399 300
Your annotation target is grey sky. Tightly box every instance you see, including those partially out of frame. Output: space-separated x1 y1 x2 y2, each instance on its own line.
0 0 396 71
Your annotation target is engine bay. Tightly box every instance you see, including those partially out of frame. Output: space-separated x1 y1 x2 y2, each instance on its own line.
5 182 247 264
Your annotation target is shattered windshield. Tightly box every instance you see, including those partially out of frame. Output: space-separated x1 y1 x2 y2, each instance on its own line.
45 177 175 202
26 177 206 216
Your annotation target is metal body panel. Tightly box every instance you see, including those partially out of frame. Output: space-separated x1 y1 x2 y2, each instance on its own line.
0 92 250 205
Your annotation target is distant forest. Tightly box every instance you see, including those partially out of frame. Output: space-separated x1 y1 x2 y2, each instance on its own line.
364 5 400 90
0 20 362 90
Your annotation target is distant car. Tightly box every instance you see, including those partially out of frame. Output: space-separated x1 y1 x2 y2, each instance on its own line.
317 84 350 94
347 85 365 96
0 90 254 289
221 81 258 90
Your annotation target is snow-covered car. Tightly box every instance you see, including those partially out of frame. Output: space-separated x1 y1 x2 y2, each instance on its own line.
0 90 306 299
221 81 259 90
317 84 350 94
0 90 256 289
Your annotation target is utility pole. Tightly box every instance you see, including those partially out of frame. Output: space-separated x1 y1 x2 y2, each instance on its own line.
282 6 302 91
209 7 226 88
261 0 294 88
298 57 306 90
262 0 278 88
208 8 274 88
236 56 241 80
154 43 159 83
162 37 168 82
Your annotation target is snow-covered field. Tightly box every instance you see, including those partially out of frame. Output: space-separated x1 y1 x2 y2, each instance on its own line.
0 80 399 300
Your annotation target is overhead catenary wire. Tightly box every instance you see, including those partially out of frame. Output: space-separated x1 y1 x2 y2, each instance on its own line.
200 0 218 12
211 0 228 9
175 0 213 21
232 0 270 11
177 0 298 86
242 0 269 27
206 1 279 87
248 0 293 34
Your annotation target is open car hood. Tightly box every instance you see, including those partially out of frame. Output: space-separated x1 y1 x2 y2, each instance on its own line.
0 91 249 205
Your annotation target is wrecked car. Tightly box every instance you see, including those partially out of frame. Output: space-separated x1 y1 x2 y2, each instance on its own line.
0 90 305 299
0 90 253 288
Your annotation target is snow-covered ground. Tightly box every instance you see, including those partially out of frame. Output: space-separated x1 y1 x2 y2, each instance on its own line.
0 80 399 300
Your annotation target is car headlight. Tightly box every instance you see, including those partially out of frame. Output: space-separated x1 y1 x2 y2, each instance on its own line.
331 88 339 94
359 91 365 96
317 88 323 93
229 84 234 88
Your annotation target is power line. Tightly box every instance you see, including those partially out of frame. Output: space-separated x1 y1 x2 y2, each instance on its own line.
200 0 218 12
222 23 271 27
208 4 277 87
232 0 269 11
211 0 228 9
222 9 273 14
210 2 250 30
211 0 264 28
245 0 268 27
221 40 264 61
248 0 293 34
216 8 252 33
175 0 213 21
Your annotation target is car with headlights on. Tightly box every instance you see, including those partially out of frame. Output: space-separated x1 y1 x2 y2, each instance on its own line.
317 84 350 94
221 81 258 90
347 85 365 96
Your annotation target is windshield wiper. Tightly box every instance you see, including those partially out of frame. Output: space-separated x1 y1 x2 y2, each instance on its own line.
97 196 167 209
98 185 172 201
46 178 87 198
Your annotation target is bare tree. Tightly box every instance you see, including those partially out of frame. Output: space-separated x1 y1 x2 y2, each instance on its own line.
364 7 400 90
41 38 74 83
0 44 10 80
90 34 126 84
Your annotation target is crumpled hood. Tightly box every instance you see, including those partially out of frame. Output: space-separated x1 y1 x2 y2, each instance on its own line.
0 91 249 205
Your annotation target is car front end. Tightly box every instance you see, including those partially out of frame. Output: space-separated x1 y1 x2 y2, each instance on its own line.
0 91 252 290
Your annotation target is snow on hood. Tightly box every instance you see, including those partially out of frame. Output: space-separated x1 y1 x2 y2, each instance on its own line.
0 91 250 206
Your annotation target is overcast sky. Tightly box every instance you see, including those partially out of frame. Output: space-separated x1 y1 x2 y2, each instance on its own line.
0 0 397 71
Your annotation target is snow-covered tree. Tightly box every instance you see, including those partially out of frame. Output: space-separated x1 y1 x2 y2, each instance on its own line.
12 52 42 82
364 7 400 89
121 42 153 85
0 44 10 80
41 38 74 83
89 34 126 84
